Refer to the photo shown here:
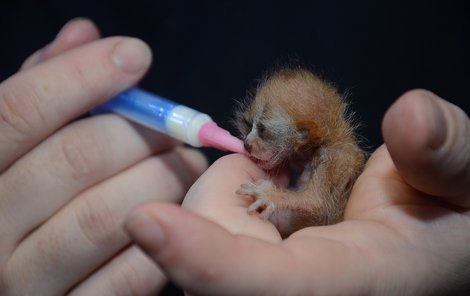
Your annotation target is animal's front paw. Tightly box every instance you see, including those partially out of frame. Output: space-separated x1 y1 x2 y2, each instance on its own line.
247 197 275 220
236 180 276 220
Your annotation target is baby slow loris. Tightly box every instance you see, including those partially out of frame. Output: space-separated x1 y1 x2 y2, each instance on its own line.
235 68 366 238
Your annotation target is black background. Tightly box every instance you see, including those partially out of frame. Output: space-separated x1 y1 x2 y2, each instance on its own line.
1 1 469 294
2 1 469 163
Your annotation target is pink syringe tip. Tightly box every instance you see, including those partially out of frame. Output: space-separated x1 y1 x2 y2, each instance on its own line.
199 122 246 154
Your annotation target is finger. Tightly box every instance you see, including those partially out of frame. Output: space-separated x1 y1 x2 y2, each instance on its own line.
0 36 152 171
125 203 373 295
343 145 421 220
182 153 265 211
183 153 281 241
69 246 167 296
5 147 206 295
21 18 101 70
382 89 470 206
125 203 295 295
0 115 177 252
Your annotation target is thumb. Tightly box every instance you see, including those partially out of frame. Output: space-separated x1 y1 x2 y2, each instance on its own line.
123 202 291 295
382 89 470 206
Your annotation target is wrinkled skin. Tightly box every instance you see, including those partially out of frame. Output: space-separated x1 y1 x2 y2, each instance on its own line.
0 19 207 295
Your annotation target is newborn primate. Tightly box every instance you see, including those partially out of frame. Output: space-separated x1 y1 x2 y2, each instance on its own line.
235 68 365 237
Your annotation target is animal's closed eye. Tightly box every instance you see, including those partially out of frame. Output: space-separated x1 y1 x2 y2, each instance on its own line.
257 122 266 137
235 116 253 136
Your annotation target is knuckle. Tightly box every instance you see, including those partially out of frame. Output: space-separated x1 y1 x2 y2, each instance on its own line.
68 54 108 96
0 83 48 140
75 192 121 248
32 228 64 269
56 123 106 180
1 231 63 295
105 258 161 295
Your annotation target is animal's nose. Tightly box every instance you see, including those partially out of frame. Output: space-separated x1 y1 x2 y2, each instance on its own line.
244 142 252 153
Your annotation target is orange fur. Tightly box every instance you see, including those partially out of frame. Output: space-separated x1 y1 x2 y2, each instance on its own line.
235 68 366 238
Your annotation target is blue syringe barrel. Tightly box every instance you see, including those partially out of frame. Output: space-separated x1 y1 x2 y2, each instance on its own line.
94 88 213 147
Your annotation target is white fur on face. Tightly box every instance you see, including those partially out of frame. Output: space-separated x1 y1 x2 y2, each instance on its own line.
244 114 295 169
245 122 275 162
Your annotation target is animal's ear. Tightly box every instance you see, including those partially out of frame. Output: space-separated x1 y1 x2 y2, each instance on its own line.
299 128 309 139
295 120 323 143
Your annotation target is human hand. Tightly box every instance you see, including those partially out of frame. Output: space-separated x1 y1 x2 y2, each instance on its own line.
125 89 469 295
0 19 207 295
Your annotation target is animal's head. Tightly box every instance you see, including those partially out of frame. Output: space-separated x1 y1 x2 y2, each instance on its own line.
235 96 310 170
234 68 343 169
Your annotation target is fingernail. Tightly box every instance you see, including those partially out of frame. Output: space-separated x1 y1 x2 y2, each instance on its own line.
112 38 152 73
426 96 447 150
124 209 166 254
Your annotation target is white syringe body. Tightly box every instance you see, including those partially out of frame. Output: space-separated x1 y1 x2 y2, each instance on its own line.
94 88 212 147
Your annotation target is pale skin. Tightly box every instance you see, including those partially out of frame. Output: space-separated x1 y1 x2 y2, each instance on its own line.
125 85 470 293
2 18 469 295
0 19 207 295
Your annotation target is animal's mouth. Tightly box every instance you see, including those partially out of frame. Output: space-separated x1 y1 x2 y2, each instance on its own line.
247 147 283 170
249 155 277 170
